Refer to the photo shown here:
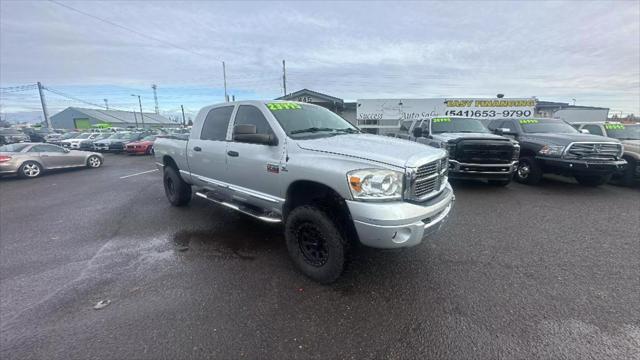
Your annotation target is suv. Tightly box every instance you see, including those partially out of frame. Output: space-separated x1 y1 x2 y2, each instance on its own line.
486 118 626 186
571 122 639 186
154 101 455 283
396 116 519 186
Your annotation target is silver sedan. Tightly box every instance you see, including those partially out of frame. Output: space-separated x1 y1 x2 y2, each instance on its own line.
0 143 103 179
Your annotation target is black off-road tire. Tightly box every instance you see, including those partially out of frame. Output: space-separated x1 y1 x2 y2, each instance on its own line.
285 205 347 284
488 179 511 186
575 174 610 187
163 166 191 206
515 157 543 185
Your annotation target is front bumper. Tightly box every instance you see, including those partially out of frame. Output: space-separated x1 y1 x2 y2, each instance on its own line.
347 184 455 249
448 160 517 180
537 157 627 175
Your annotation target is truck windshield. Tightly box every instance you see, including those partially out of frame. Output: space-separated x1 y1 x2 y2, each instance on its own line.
605 124 640 140
429 117 489 134
267 102 359 138
520 119 578 134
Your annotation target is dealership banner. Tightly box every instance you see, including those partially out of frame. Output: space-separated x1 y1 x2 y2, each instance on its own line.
357 98 536 121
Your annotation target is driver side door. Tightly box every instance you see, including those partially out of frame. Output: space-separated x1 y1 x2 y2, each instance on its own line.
30 144 80 168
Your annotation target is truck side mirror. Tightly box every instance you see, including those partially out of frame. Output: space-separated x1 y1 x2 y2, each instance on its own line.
580 129 590 134
412 126 423 138
233 124 278 146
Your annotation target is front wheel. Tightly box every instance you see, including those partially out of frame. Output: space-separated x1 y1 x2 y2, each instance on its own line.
19 161 42 178
87 155 102 168
515 157 542 185
163 166 192 206
575 174 610 187
285 205 347 284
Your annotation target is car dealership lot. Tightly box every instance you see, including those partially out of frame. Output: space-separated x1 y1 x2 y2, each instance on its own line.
1 154 638 359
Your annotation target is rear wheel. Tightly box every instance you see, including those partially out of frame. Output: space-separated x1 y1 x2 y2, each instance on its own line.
285 205 347 284
87 155 102 168
575 174 610 187
19 161 42 178
163 166 191 206
515 157 542 185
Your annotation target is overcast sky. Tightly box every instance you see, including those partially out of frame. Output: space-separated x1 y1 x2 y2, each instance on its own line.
1 0 639 120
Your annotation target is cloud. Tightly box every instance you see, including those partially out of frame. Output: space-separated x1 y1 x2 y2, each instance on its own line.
1 0 638 115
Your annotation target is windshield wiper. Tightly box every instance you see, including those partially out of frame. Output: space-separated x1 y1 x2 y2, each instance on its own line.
290 127 335 135
333 128 360 134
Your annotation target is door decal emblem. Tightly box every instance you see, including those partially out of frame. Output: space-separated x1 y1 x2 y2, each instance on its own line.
267 163 280 174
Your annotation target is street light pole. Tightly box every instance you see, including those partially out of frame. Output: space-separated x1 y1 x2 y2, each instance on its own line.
131 94 145 129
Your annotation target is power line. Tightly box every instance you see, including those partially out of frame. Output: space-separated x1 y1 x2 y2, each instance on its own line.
43 86 108 109
48 0 213 62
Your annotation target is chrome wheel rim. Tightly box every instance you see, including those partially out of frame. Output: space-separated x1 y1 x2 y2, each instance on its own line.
517 162 530 179
88 156 101 167
23 163 40 177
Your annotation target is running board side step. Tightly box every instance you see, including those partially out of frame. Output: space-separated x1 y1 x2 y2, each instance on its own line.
194 192 282 223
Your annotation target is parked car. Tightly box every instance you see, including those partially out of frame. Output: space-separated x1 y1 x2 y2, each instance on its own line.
60 132 101 149
486 118 626 186
93 132 148 152
154 101 454 283
125 135 156 155
82 133 113 150
0 128 30 145
22 127 54 142
0 143 103 178
396 116 519 186
46 131 79 146
570 122 639 186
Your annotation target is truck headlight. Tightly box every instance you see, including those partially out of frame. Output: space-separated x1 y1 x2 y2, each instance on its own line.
347 169 403 201
538 145 565 157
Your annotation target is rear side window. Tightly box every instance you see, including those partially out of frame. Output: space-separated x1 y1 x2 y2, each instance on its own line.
200 106 234 140
30 145 64 152
233 105 274 135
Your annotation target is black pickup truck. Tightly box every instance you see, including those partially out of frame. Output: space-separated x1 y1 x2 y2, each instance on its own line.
485 118 626 186
397 116 520 186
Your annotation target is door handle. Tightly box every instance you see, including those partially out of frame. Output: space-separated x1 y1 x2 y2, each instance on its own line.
193 146 202 152
227 151 239 157
40 154 49 157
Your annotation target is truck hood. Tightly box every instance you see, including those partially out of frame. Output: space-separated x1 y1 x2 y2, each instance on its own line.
295 133 444 168
520 133 620 146
431 132 509 142
621 140 640 155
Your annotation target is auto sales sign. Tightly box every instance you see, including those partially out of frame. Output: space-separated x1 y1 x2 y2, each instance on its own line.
357 97 536 121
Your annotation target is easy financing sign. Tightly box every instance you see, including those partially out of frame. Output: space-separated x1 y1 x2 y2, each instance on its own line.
357 98 537 122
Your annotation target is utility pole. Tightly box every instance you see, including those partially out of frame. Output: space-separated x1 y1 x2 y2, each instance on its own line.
152 84 159 114
181 105 186 127
282 60 287 96
222 61 229 102
103 99 109 110
37 82 51 128
133 110 138 128
131 94 145 128
231 95 235 101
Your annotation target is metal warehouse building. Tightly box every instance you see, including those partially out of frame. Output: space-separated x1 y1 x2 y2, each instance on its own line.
50 107 178 129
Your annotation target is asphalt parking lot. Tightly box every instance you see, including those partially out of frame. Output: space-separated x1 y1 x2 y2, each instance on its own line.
1 153 638 359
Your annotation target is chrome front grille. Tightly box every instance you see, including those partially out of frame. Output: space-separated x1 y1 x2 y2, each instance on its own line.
409 156 448 201
563 142 621 160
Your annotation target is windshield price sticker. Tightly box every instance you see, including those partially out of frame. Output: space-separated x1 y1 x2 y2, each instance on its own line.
519 119 539 124
267 103 302 110
604 124 625 130
432 117 451 123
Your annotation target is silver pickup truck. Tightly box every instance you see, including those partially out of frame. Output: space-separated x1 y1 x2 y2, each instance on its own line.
154 100 454 283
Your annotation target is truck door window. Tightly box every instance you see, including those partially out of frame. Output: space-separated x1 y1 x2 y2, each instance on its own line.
399 120 413 136
233 105 274 136
501 120 517 133
200 106 234 141
582 124 603 135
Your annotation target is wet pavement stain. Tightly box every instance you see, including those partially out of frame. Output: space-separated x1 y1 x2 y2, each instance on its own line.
172 221 283 260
